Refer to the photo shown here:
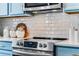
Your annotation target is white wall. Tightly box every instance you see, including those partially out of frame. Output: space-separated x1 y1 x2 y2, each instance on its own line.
0 12 79 38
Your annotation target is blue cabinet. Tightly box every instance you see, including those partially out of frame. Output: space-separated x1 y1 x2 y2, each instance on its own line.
0 41 12 56
64 3 79 12
0 3 8 16
0 3 31 17
9 3 24 16
55 46 79 56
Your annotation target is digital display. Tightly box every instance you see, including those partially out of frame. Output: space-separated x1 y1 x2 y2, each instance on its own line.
24 41 38 48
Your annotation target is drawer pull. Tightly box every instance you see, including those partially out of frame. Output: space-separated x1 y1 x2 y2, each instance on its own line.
72 54 79 56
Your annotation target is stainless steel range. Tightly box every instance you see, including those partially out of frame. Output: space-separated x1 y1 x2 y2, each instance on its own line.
12 39 61 56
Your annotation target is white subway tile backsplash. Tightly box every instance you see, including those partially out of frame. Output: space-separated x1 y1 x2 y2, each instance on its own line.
0 13 79 38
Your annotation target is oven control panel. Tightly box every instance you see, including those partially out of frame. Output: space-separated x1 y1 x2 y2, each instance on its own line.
24 41 53 51
24 41 38 48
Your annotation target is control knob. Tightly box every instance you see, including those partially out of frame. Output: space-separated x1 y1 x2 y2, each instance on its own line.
39 43 43 48
43 44 47 48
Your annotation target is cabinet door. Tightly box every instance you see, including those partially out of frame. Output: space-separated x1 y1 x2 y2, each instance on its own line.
64 3 79 12
0 41 12 56
0 3 8 16
56 46 79 56
0 41 12 50
9 3 23 15
0 50 12 56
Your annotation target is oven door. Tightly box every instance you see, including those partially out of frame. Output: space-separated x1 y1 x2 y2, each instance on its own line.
12 48 53 56
13 50 52 56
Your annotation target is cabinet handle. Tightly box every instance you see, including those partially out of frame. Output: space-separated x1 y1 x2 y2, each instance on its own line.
72 54 79 56
22 3 24 11
9 3 12 13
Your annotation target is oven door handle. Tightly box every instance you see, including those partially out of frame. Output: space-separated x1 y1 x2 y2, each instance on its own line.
13 50 52 56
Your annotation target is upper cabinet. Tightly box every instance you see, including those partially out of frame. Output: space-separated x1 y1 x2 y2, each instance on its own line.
0 3 8 16
9 3 24 16
0 3 31 17
64 3 79 13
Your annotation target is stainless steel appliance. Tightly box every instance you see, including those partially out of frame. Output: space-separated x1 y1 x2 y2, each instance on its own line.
23 3 63 14
13 39 58 56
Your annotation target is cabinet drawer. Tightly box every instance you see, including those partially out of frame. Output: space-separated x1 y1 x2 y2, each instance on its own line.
0 41 12 50
56 46 79 56
0 49 12 56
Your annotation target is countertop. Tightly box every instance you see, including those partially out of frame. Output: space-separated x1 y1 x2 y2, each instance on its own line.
0 37 63 43
0 37 31 41
55 40 79 47
1 37 79 48
0 37 64 47
0 37 13 41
